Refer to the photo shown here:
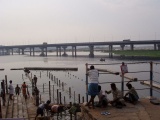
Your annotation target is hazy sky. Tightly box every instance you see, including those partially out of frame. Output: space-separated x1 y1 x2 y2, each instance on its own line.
0 0 160 45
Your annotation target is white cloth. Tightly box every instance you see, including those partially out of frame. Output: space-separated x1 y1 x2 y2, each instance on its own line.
120 64 128 74
88 69 99 83
8 83 14 94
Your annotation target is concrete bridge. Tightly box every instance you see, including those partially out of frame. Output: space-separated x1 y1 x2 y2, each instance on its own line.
0 40 160 58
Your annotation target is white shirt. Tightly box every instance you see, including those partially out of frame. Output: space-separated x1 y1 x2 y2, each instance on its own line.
8 83 14 94
88 69 99 83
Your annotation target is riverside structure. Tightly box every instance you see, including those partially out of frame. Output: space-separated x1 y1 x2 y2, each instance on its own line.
1 40 160 58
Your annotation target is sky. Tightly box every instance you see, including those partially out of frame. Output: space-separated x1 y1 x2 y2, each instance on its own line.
0 0 160 45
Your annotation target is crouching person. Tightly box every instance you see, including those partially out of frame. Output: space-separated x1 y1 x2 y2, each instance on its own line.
123 83 139 104
35 100 51 120
98 85 108 108
50 104 66 114
105 83 125 108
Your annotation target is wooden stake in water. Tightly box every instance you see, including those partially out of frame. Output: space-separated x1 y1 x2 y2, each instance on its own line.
78 94 80 103
69 87 71 99
82 96 84 103
52 85 54 103
49 72 50 79
40 71 41 78
59 92 62 104
5 75 8 94
49 81 51 101
43 84 44 93
59 80 61 87
74 91 75 103
57 89 59 104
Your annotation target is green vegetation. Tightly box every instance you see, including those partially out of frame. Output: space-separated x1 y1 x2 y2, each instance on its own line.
113 50 160 57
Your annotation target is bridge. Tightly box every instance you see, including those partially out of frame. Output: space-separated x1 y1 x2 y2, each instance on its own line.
0 40 160 57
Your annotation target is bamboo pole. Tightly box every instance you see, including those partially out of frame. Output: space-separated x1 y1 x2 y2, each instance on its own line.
85 63 88 102
43 84 44 93
120 74 138 81
59 92 62 104
5 75 8 94
49 81 51 101
57 89 59 104
52 85 54 103
69 87 71 99
78 94 80 103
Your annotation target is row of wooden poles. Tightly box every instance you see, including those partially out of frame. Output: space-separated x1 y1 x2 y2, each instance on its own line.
26 71 83 120
22 70 84 104
37 71 85 105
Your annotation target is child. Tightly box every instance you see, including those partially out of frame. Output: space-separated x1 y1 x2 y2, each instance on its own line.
98 85 108 108
15 84 21 95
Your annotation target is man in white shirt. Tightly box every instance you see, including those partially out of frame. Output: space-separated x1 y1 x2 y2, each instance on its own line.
86 65 99 109
8 80 14 100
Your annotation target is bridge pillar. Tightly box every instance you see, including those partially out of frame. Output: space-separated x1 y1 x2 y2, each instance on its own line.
62 46 68 56
0 49 1 55
45 47 47 56
89 45 94 58
18 48 20 55
120 45 125 50
109 45 113 58
6 49 10 55
11 48 13 55
154 44 157 50
40 47 46 56
30 47 32 56
130 44 134 50
56 47 61 56
22 49 24 55
56 47 58 56
72 46 74 57
33 47 35 56
59 47 61 56
72 46 77 57
158 44 160 50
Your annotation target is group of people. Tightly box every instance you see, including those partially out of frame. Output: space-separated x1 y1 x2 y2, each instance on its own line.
85 65 139 109
7 74 38 100
7 80 29 100
35 100 66 120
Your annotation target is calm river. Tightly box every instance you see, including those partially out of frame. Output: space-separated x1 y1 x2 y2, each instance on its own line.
0 51 160 103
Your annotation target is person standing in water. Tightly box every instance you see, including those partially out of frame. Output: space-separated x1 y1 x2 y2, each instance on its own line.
8 80 14 100
15 84 21 95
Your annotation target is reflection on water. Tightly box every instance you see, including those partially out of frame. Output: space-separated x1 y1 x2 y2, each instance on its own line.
0 52 160 103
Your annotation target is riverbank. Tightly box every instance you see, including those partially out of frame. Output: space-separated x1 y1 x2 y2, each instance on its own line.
111 50 160 60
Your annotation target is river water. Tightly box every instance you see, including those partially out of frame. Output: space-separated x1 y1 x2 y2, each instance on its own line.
0 51 160 103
